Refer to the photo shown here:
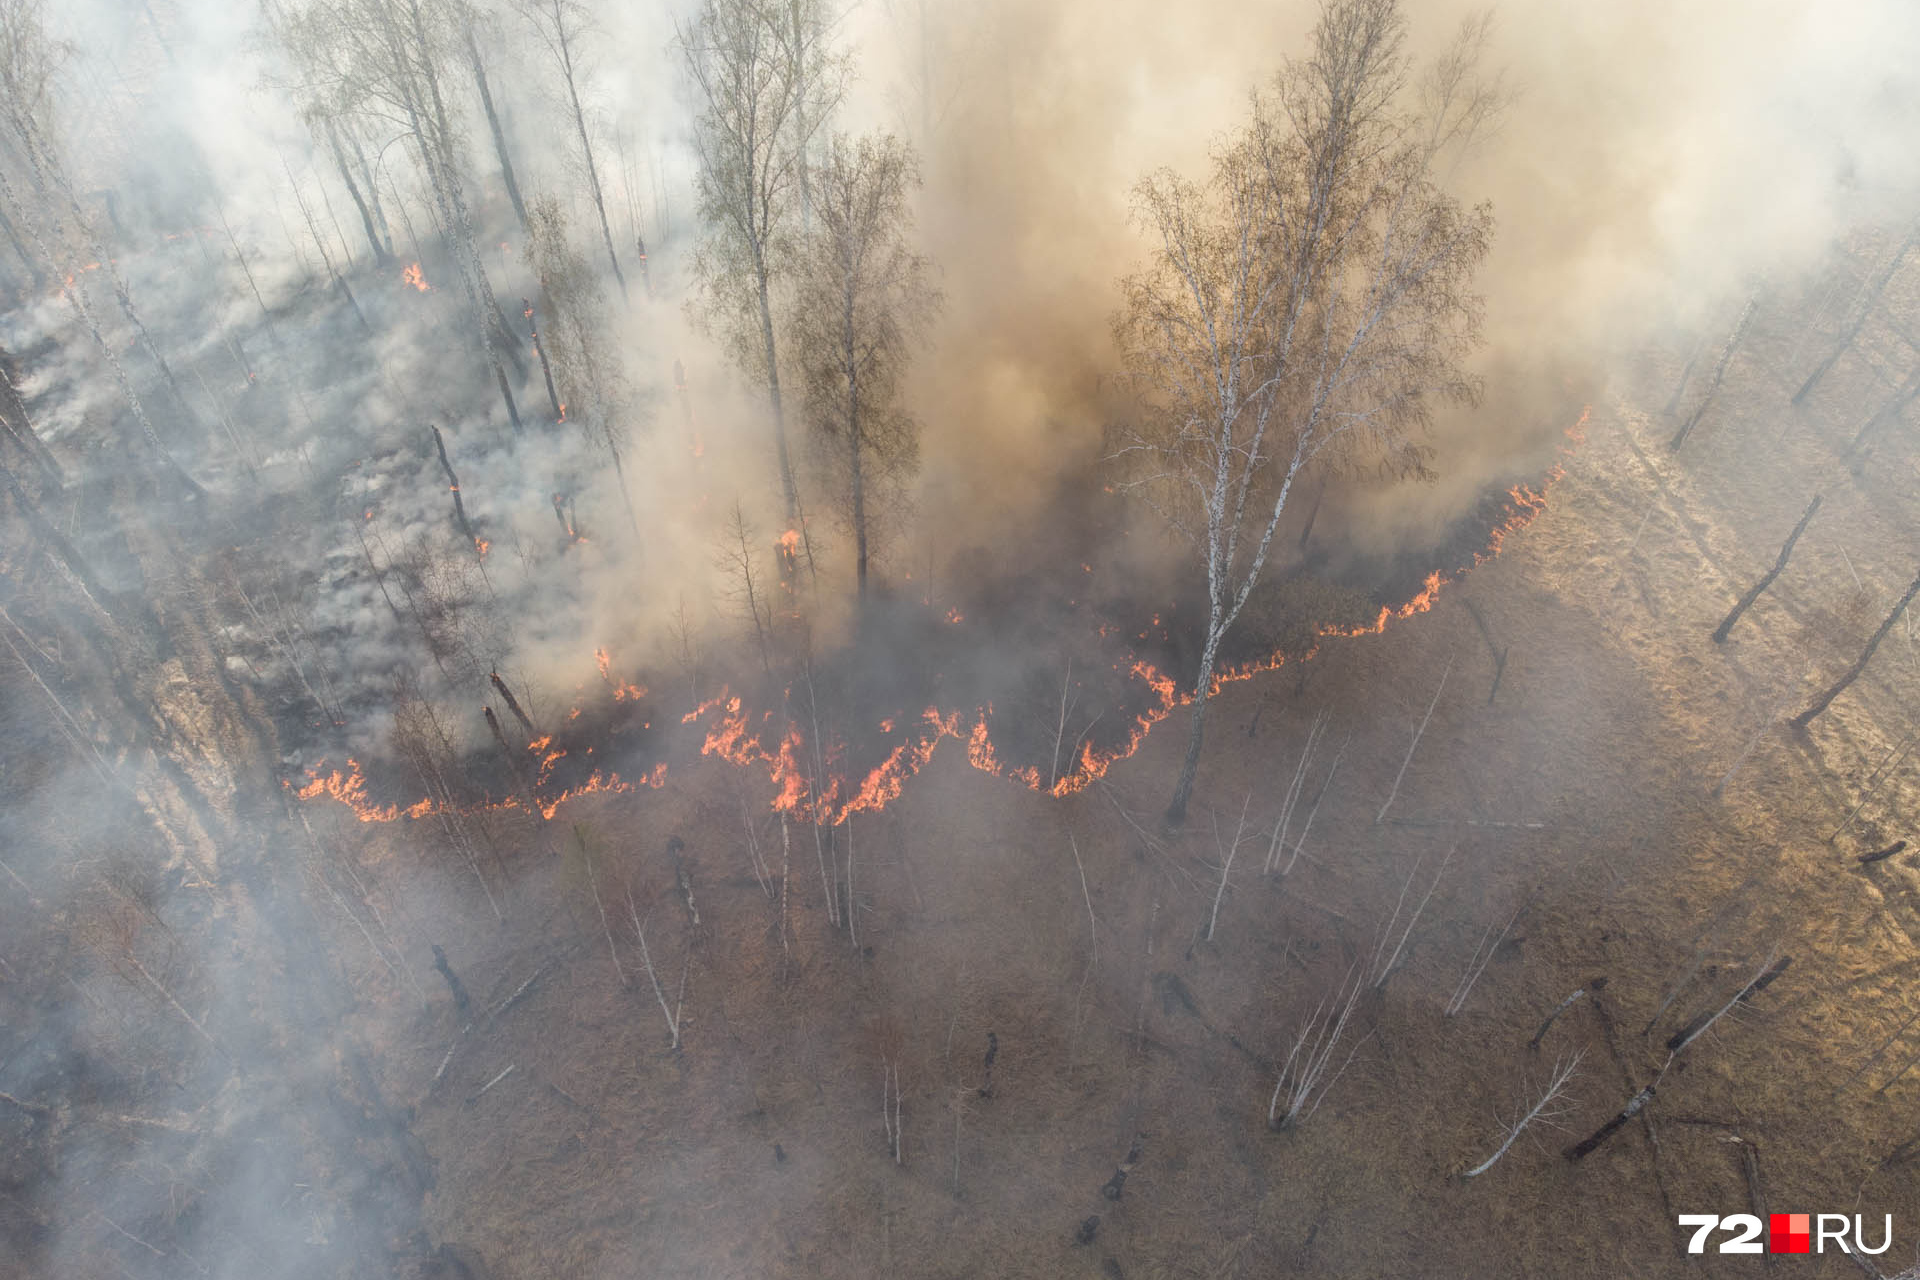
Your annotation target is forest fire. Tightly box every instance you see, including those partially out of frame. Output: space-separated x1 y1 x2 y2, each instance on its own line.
296 650 666 822
680 417 1584 821
10 0 1909 1267
595 646 647 701
291 423 1579 830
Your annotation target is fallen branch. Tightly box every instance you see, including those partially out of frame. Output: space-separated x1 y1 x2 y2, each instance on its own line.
484 959 555 1031
467 1064 515 1104
1463 1052 1582 1178
1376 659 1451 825
1530 980 1605 1051
627 889 682 1049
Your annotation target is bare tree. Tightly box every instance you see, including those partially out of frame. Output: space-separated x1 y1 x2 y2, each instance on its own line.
1460 1052 1581 1178
677 0 844 524
718 499 776 674
461 10 528 232
1108 0 1496 823
1790 568 1920 729
514 0 626 298
274 0 525 431
525 195 642 539
0 0 205 491
790 131 940 601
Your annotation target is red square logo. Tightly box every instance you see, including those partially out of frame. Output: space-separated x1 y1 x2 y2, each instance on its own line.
1771 1214 1810 1254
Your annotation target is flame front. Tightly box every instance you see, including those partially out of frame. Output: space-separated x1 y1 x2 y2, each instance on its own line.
300 413 1583 829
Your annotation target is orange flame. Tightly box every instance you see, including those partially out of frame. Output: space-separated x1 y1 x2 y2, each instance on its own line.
301 411 1585 831
594 647 648 701
679 408 1586 818
403 263 430 291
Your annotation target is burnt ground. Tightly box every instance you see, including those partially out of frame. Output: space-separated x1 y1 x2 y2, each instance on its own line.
257 240 1920 1277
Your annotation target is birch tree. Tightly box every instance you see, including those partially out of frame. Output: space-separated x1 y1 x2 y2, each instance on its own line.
274 0 525 430
525 196 642 539
790 132 939 601
0 0 203 493
514 0 625 298
677 0 843 524
1110 0 1496 823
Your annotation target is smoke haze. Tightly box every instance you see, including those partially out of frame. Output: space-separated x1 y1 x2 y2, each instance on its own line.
5 0 1920 1275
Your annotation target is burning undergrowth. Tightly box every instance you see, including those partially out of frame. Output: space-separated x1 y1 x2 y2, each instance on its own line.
289 650 669 822
289 410 1583 830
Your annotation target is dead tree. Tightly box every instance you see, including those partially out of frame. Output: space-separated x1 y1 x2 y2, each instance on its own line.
1461 1052 1581 1177
483 705 532 802
1205 792 1253 942
431 943 472 1016
1670 293 1758 449
1101 1135 1144 1199
525 198 641 539
1790 568 1920 729
1713 494 1822 643
0 165 202 497
1269 961 1371 1130
718 500 775 674
626 887 686 1049
523 297 564 421
1848 364 1920 456
490 670 535 734
1529 979 1604 1051
1461 598 1507 703
1662 337 1703 417
1376 659 1452 824
1795 221 1920 406
430 425 483 562
1565 1083 1654 1161
275 0 525 432
569 823 626 987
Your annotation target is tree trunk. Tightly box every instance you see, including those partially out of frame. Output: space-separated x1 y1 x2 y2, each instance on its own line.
1790 569 1920 729
1713 494 1821 643
790 0 812 232
608 442 642 543
1671 294 1757 450
347 129 396 259
0 459 115 618
1795 224 1919 406
466 27 529 232
0 204 43 291
755 257 800 522
848 356 866 598
1166 641 1218 825
327 119 390 267
403 0 520 437
524 298 563 421
561 40 626 302
1848 365 1920 455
